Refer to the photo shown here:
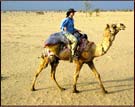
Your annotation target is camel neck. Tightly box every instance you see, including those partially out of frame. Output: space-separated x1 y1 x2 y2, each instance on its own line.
94 29 118 57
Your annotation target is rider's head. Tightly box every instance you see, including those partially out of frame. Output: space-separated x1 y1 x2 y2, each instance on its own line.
66 8 76 18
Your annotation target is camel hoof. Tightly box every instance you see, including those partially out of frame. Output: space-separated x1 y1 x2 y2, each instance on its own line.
102 90 108 94
72 90 80 93
60 88 66 91
31 87 36 91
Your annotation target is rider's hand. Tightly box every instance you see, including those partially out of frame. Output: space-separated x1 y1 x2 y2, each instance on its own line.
63 27 67 31
77 30 81 32
75 29 81 32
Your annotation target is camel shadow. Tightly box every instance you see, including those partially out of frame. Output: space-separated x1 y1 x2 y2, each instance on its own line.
33 77 134 94
107 87 133 94
78 77 134 94
80 83 133 94
33 86 55 91
1 75 9 81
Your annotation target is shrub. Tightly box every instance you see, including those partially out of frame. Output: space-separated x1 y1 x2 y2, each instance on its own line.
36 11 44 15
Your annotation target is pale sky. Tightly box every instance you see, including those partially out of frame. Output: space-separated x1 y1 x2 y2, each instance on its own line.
1 1 134 11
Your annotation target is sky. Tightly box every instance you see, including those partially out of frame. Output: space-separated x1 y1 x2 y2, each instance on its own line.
1 1 134 11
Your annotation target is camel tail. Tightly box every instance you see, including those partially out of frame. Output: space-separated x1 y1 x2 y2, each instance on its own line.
39 54 49 68
38 47 58 67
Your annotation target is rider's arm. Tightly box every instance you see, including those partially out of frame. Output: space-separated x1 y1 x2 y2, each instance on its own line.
74 28 81 33
63 27 67 31
60 18 69 31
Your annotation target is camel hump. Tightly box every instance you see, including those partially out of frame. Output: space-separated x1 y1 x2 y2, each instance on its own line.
88 41 95 46
78 39 94 52
44 32 69 47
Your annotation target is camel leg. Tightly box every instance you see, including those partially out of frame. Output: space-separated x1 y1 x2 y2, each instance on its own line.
87 61 108 93
72 61 83 93
31 57 49 91
50 60 65 91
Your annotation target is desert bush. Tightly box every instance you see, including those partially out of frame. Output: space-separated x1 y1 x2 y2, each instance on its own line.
88 11 93 17
26 11 30 14
84 1 93 17
3 11 7 13
36 11 44 15
94 8 100 16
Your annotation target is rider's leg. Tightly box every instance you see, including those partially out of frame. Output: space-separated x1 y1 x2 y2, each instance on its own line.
64 33 78 62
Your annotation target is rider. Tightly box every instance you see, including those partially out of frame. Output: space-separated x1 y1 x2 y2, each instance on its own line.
60 8 81 62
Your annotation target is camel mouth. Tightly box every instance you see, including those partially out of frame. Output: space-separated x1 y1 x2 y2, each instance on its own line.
120 26 126 30
121 27 125 30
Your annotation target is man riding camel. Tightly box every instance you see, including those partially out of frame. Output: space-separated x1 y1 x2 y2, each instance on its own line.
60 8 81 62
44 8 87 63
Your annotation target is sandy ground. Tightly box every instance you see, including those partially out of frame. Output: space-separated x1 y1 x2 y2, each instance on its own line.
1 11 134 105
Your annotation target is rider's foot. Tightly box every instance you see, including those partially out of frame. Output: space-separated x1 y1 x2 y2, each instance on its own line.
69 56 73 63
73 54 79 60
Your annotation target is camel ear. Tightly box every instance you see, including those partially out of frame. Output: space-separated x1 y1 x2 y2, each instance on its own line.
106 24 110 29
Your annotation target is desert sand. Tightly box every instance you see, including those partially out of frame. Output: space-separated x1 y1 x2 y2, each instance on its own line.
1 11 134 105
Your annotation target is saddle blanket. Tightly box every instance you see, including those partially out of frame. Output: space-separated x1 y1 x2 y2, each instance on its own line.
44 32 69 46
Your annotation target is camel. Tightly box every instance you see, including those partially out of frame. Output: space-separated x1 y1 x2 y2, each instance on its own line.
31 23 126 93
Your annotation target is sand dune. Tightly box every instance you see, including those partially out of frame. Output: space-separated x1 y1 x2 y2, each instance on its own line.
1 11 134 105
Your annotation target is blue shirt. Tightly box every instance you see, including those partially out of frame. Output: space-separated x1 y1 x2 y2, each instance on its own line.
60 17 76 34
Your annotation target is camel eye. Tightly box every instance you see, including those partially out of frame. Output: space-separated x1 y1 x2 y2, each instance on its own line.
120 23 125 27
120 23 123 26
112 24 116 28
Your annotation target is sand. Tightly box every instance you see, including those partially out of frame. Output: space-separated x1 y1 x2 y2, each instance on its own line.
1 11 134 105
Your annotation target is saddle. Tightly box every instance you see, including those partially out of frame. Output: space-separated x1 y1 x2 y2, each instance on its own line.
59 32 89 57
44 32 69 47
44 32 89 57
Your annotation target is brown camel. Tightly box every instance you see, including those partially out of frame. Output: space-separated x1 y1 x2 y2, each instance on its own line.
31 23 126 93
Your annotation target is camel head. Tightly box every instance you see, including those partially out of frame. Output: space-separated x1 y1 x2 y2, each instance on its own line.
109 23 126 34
116 23 126 30
102 23 126 42
95 23 126 57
